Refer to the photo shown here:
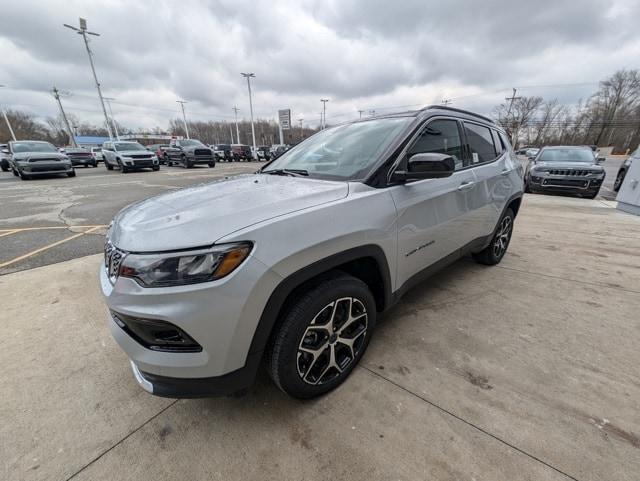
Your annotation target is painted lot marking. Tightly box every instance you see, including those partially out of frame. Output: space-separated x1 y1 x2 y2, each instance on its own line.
0 226 103 269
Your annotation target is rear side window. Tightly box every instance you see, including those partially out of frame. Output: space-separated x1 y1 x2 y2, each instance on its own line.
464 122 497 164
491 130 504 155
407 119 467 170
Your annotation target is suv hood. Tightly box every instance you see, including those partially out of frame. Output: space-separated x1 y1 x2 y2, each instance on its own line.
535 161 602 172
118 150 154 156
109 174 349 252
13 152 67 161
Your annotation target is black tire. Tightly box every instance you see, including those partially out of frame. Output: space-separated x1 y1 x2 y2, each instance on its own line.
266 273 376 399
164 155 171 166
152 165 160 171
106 162 114 171
613 171 625 192
121 164 128 174
67 170 76 178
12 168 19 177
19 171 31 180
472 208 515 266
182 155 192 168
1 164 8 172
208 162 215 168
524 178 531 193
92 161 98 167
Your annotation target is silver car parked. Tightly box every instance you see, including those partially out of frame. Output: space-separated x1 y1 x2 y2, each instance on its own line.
101 106 524 399
102 141 160 173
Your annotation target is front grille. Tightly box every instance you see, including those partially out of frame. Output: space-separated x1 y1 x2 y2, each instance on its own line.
104 241 125 282
130 154 153 159
28 157 59 162
32 165 66 172
543 179 588 188
194 149 212 156
548 169 591 176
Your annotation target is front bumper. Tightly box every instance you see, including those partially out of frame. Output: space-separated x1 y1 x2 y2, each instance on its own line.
529 174 604 194
100 254 281 396
17 162 73 175
188 155 215 164
122 159 159 169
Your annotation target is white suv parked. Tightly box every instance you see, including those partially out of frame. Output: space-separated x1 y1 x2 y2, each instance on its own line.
101 106 524 399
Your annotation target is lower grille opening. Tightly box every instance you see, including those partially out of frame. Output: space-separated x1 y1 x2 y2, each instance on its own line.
111 311 202 353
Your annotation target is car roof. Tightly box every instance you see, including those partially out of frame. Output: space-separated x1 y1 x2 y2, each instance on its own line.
540 145 591 150
338 105 502 132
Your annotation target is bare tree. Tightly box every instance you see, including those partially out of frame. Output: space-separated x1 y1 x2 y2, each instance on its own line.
494 96 543 148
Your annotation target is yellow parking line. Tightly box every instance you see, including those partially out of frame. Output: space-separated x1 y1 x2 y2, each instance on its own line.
0 226 102 269
0 230 19 239
0 225 106 233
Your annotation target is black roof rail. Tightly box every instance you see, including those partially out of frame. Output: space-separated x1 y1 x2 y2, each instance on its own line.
421 105 495 124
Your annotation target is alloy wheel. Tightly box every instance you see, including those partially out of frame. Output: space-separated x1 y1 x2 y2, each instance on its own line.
493 216 512 258
296 297 368 385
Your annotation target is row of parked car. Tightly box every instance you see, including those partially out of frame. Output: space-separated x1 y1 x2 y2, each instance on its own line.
0 137 293 180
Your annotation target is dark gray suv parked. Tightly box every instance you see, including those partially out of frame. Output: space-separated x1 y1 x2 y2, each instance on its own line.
524 146 605 198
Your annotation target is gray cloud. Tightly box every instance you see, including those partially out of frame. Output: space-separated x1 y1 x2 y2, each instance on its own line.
1 0 639 130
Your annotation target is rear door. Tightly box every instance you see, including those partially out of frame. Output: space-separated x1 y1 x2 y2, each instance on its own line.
389 117 478 285
461 122 514 240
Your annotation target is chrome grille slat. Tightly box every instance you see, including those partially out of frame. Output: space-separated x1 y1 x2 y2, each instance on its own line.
104 240 125 283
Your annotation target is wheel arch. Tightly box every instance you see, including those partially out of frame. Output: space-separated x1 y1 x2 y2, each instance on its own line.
247 245 392 359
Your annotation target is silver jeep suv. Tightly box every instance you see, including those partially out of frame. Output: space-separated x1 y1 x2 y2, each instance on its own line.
101 106 524 399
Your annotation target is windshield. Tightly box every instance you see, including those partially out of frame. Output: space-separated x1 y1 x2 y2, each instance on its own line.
180 139 205 147
114 142 146 151
539 148 595 163
11 141 58 153
263 117 412 180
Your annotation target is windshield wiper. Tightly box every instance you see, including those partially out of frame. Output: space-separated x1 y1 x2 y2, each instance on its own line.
262 168 309 177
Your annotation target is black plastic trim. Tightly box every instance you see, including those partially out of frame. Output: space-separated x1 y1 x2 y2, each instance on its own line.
139 350 263 398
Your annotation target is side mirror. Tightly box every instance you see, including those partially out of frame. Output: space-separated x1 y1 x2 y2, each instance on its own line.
394 153 455 182
1 148 9 154
597 157 606 164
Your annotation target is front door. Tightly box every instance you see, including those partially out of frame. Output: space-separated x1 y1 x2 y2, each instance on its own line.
389 117 478 286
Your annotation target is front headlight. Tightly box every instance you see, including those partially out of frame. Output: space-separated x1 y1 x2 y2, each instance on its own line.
119 242 252 287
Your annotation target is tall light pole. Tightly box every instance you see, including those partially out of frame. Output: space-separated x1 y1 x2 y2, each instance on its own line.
298 118 304 140
176 100 189 139
0 85 16 141
240 73 257 152
228 122 234 144
358 110 364 119
63 18 113 142
103 97 119 140
232 105 240 144
320 99 329 129
52 86 77 147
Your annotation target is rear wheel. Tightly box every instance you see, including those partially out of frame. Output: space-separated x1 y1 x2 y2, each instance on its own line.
106 161 114 171
19 170 31 180
152 165 160 171
473 208 514 266
1 164 8 172
613 171 625 192
267 273 376 399
208 162 215 168
67 170 76 178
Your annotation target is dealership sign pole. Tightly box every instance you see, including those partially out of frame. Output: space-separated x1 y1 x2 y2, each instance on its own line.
278 109 291 145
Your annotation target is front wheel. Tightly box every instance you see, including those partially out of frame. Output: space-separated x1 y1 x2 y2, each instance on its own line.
208 162 215 168
472 208 514 266
106 162 114 171
267 273 376 399
1 164 8 172
152 165 160 171
67 170 76 178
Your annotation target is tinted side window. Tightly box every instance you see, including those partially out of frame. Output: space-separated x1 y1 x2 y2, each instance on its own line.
491 130 503 155
407 119 466 170
464 122 497 164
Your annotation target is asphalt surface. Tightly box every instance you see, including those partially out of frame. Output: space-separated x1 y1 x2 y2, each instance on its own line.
0 162 258 275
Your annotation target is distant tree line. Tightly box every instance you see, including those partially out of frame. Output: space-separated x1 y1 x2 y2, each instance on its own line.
2 69 639 153
494 69 640 152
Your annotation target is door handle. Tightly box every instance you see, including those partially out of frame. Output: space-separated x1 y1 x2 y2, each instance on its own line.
457 181 475 191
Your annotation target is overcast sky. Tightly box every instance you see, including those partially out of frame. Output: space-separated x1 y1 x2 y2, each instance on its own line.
1 0 639 131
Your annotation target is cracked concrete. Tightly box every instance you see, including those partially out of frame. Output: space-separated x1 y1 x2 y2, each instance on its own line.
1 194 638 481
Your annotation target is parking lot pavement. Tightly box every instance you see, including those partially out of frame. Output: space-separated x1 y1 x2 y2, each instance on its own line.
2 193 639 481
0 163 257 275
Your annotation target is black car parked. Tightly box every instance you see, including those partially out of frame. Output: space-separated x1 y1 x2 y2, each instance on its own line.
165 139 215 168
64 147 98 167
524 146 605 199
